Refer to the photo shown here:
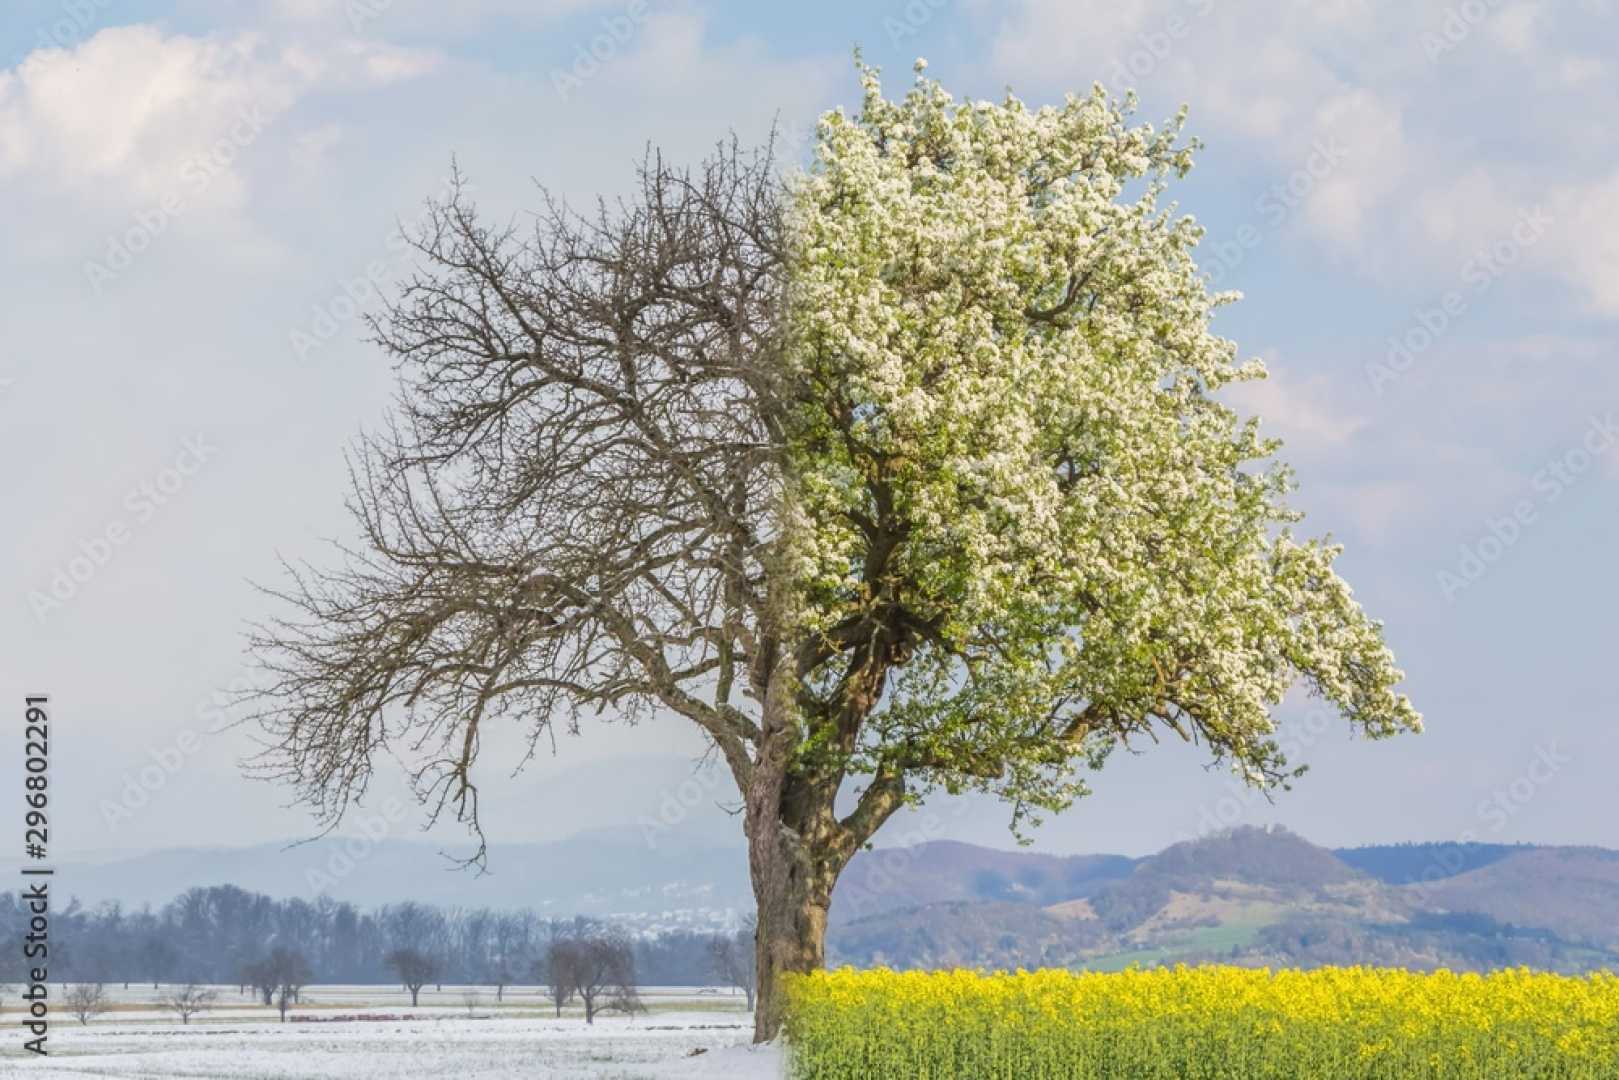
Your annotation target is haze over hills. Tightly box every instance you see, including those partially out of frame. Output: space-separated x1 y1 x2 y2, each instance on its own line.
4 826 753 928
827 829 1619 974
9 825 1616 972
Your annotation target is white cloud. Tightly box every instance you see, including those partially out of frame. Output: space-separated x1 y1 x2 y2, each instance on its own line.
1328 480 1429 544
266 0 613 35
0 25 439 213
1226 364 1367 452
0 28 285 200
1297 89 1409 266
978 0 1162 88
979 0 1619 319
1557 56 1609 86
1486 2 1542 54
1545 169 1619 316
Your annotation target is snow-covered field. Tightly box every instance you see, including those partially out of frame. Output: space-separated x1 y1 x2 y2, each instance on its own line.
0 985 783 1079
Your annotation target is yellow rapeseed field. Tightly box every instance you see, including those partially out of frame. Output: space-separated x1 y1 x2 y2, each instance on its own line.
784 966 1619 1079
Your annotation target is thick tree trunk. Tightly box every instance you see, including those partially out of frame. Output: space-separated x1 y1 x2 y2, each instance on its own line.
741 608 904 1042
750 861 832 1043
746 659 843 1043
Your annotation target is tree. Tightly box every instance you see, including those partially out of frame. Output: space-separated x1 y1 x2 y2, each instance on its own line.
265 948 312 1022
383 947 436 1007
489 911 531 1002
535 938 578 1019
571 930 641 1024
64 983 107 1025
162 982 218 1025
246 62 1419 1041
242 960 276 1006
708 917 756 1011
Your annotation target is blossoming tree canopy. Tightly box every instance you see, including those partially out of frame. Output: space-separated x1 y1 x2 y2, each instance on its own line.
781 61 1418 810
248 58 1420 1043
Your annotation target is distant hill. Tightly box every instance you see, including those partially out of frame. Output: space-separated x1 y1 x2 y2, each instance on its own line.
1090 826 1361 932
10 824 1616 974
1333 842 1525 884
831 900 1108 969
831 840 1134 923
824 827 1619 975
1396 847 1619 949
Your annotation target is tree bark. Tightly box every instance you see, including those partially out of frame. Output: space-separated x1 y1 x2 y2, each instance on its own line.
745 651 836 1043
750 855 832 1043
743 631 905 1042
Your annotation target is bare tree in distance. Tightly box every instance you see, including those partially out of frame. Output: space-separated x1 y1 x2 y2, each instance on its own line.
708 916 757 1011
572 930 641 1024
534 921 641 1024
489 911 532 1002
162 982 218 1025
266 948 312 1022
242 960 276 1006
64 983 107 1026
247 69 1420 1041
384 947 437 1007
535 938 578 1019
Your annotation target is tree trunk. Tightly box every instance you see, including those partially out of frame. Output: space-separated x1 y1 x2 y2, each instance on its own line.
745 654 851 1043
750 873 830 1042
739 612 906 1042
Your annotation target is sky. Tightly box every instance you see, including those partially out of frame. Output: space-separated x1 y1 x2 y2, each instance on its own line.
2 0 1616 869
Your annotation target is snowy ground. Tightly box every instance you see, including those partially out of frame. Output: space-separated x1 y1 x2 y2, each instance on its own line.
0 985 783 1079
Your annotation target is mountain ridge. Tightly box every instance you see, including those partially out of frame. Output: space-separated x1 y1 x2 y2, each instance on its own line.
7 826 1614 972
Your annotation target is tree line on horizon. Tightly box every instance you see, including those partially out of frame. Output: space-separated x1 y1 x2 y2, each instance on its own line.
0 883 755 1002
